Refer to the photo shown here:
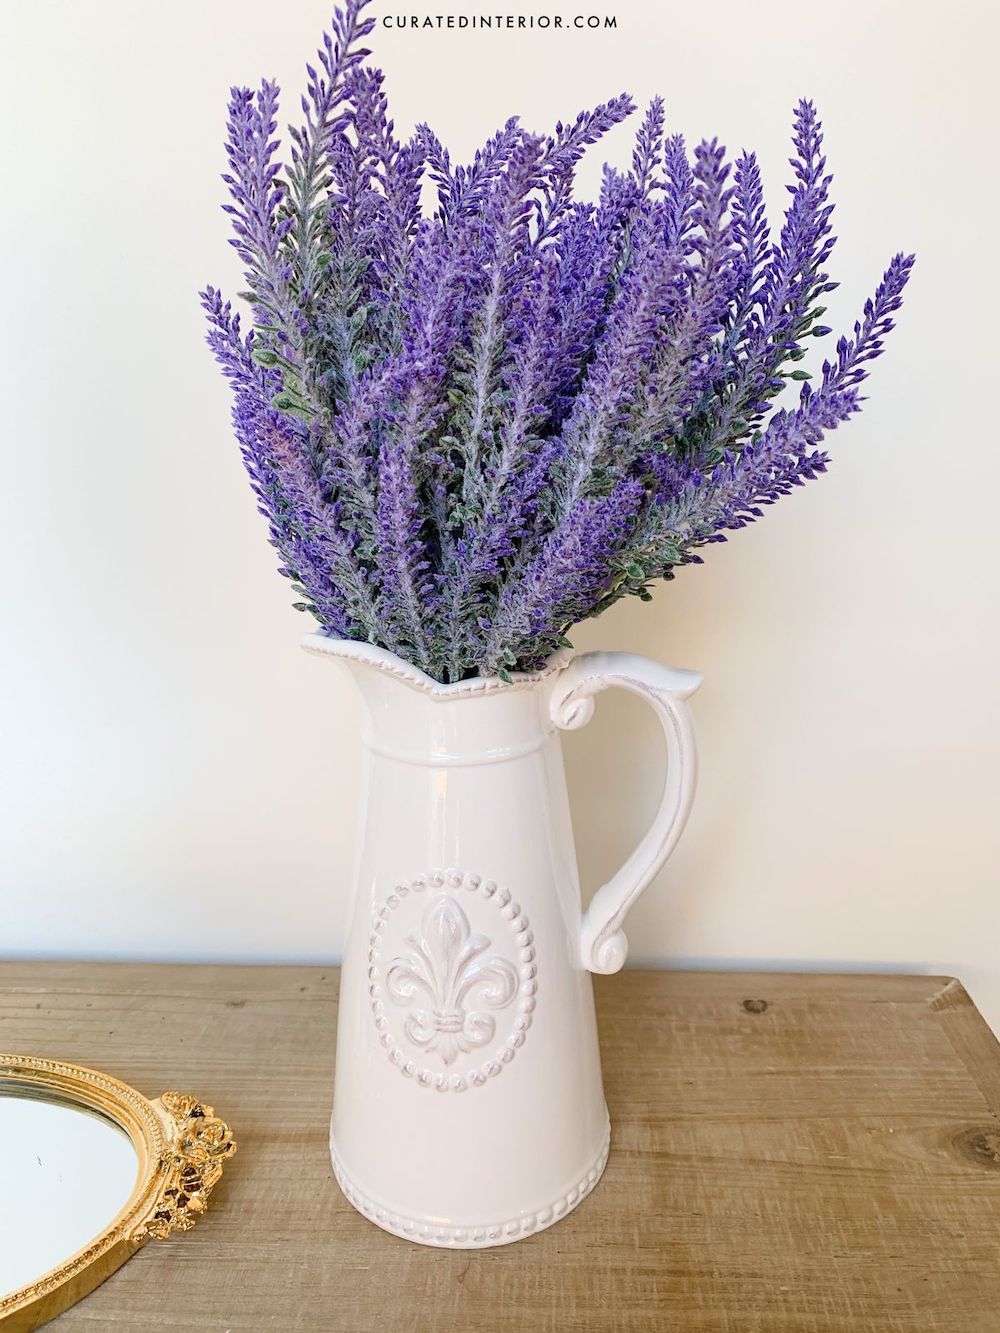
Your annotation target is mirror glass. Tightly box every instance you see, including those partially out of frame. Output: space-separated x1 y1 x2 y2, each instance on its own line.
0 1092 139 1299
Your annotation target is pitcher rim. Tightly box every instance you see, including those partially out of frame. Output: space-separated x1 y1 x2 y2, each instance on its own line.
301 631 574 700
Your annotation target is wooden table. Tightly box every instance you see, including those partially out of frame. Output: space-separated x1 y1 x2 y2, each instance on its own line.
3 964 1000 1332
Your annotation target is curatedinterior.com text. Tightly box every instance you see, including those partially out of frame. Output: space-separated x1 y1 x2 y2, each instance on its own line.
381 13 619 30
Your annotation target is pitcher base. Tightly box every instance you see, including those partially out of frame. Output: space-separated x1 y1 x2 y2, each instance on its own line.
330 1113 611 1249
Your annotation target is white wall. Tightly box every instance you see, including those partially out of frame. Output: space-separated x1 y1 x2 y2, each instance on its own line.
3 2 999 1027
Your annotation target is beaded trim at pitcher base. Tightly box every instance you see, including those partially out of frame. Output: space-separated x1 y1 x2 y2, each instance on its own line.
331 1114 611 1248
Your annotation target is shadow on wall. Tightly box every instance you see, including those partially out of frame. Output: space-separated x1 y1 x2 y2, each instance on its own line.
623 956 942 976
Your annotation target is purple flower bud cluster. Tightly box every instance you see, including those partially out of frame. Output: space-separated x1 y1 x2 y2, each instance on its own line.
204 1 913 682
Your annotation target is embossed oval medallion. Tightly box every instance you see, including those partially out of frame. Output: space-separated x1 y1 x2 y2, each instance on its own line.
368 869 537 1091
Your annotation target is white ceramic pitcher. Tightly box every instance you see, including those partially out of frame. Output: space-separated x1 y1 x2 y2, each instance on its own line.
303 632 701 1248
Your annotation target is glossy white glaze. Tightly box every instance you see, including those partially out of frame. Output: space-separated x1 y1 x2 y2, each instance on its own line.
303 632 700 1247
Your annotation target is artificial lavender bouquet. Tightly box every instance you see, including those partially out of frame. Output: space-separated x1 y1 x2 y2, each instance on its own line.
203 1 912 683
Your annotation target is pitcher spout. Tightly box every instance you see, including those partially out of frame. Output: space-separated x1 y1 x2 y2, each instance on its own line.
301 631 574 766
301 631 573 699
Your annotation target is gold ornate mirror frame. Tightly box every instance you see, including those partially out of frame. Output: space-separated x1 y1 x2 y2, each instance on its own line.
0 1055 235 1331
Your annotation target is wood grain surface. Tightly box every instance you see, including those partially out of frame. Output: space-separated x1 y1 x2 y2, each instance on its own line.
2 964 1000 1332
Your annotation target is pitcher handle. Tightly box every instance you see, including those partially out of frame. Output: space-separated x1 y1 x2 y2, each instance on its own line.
550 651 702 975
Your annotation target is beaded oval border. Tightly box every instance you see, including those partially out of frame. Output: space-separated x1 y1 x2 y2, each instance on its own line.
368 867 537 1091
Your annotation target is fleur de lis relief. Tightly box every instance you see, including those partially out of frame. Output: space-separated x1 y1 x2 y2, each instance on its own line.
386 895 518 1066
